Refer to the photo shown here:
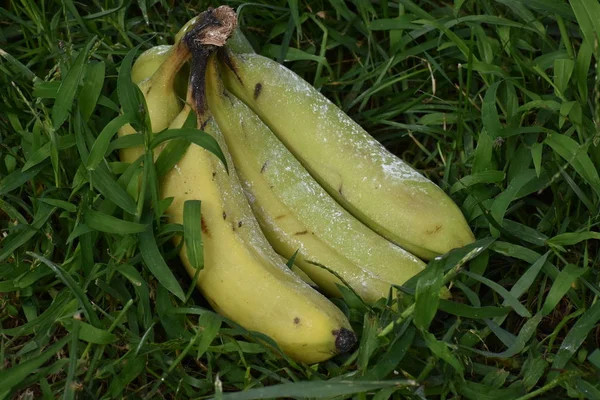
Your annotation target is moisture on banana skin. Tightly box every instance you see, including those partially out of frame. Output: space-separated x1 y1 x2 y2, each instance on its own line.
219 52 475 260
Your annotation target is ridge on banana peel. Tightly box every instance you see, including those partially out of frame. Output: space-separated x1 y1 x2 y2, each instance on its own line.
159 48 354 365
205 55 426 304
218 51 475 260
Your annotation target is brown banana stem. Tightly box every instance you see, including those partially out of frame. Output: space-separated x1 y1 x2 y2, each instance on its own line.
182 5 237 127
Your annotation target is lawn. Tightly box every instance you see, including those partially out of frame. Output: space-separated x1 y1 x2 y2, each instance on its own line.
1 0 600 399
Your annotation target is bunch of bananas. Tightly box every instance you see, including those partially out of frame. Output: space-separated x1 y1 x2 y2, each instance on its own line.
118 6 474 364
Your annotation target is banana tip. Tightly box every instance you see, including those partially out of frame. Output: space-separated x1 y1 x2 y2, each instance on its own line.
333 327 356 354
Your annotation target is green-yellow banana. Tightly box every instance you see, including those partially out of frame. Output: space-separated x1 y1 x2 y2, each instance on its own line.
154 51 355 364
117 39 189 164
206 57 426 304
120 7 356 363
130 45 172 84
219 51 475 260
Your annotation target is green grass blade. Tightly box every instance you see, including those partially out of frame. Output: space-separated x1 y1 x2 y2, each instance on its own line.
150 128 228 173
215 379 418 400
462 271 532 318
154 139 191 177
0 336 70 396
138 212 185 301
570 0 600 55
28 252 101 328
438 301 511 319
61 319 118 344
86 113 134 170
117 43 145 130
52 37 97 130
413 260 444 331
0 162 46 196
547 231 600 247
84 208 147 234
550 300 600 376
545 134 600 195
63 319 79 400
422 331 464 375
196 312 222 359
541 264 587 316
183 200 203 271
90 165 138 215
79 61 105 122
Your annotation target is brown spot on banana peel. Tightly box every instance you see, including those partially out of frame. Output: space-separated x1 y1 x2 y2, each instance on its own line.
201 216 210 236
426 225 443 235
293 317 300 325
253 82 262 99
294 230 308 235
222 211 227 220
275 214 287 220
332 328 356 354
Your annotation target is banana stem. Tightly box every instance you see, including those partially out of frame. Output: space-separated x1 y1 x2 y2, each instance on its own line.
182 6 237 128
187 46 213 126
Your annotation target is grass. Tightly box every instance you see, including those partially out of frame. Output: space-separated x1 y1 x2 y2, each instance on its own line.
1 0 600 398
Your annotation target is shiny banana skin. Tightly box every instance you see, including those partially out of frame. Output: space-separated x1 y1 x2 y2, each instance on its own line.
206 58 426 304
219 51 475 260
155 88 356 364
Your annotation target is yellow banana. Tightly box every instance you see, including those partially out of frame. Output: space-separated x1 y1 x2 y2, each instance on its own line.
119 11 316 288
119 7 356 363
155 56 355 364
205 57 426 304
130 45 172 84
218 51 475 260
117 39 189 164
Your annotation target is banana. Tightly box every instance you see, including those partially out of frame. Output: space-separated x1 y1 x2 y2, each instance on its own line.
119 7 356 363
156 54 355 364
218 51 475 260
205 57 426 304
130 45 172 84
117 39 190 164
